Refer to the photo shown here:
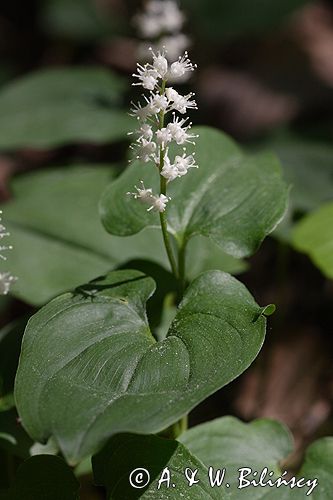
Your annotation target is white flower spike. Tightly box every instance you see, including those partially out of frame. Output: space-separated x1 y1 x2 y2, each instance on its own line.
0 211 17 295
128 49 198 211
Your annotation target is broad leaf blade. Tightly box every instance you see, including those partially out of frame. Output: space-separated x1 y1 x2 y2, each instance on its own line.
0 67 131 150
101 126 288 258
15 269 266 463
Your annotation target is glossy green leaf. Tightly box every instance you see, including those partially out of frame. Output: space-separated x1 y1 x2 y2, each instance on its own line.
1 455 79 500
2 165 245 305
0 68 131 150
15 269 267 463
292 202 333 279
93 433 220 500
101 127 288 259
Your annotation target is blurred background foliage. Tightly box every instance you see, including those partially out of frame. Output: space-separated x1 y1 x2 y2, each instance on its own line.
0 0 332 497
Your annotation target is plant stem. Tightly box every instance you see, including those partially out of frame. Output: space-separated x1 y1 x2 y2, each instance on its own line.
158 415 188 440
159 177 178 278
178 238 187 299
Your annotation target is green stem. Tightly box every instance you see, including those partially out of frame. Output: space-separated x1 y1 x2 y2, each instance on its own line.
158 415 188 440
159 177 178 278
178 238 187 300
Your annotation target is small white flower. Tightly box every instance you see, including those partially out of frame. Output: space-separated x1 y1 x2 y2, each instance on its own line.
137 94 167 118
151 94 169 113
174 152 198 176
166 88 197 114
167 115 197 145
150 48 168 78
127 181 154 204
135 139 157 163
128 182 170 212
147 194 170 212
137 124 154 141
130 101 152 122
165 87 179 102
0 272 17 295
161 155 179 182
156 127 172 147
169 52 197 79
133 63 159 90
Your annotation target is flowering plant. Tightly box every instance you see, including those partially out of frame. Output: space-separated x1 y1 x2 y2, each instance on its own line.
2 44 332 499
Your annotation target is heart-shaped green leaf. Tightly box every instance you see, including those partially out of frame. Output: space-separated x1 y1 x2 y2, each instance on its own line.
292 202 333 279
2 165 245 305
15 269 267 463
100 127 288 258
0 67 131 150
